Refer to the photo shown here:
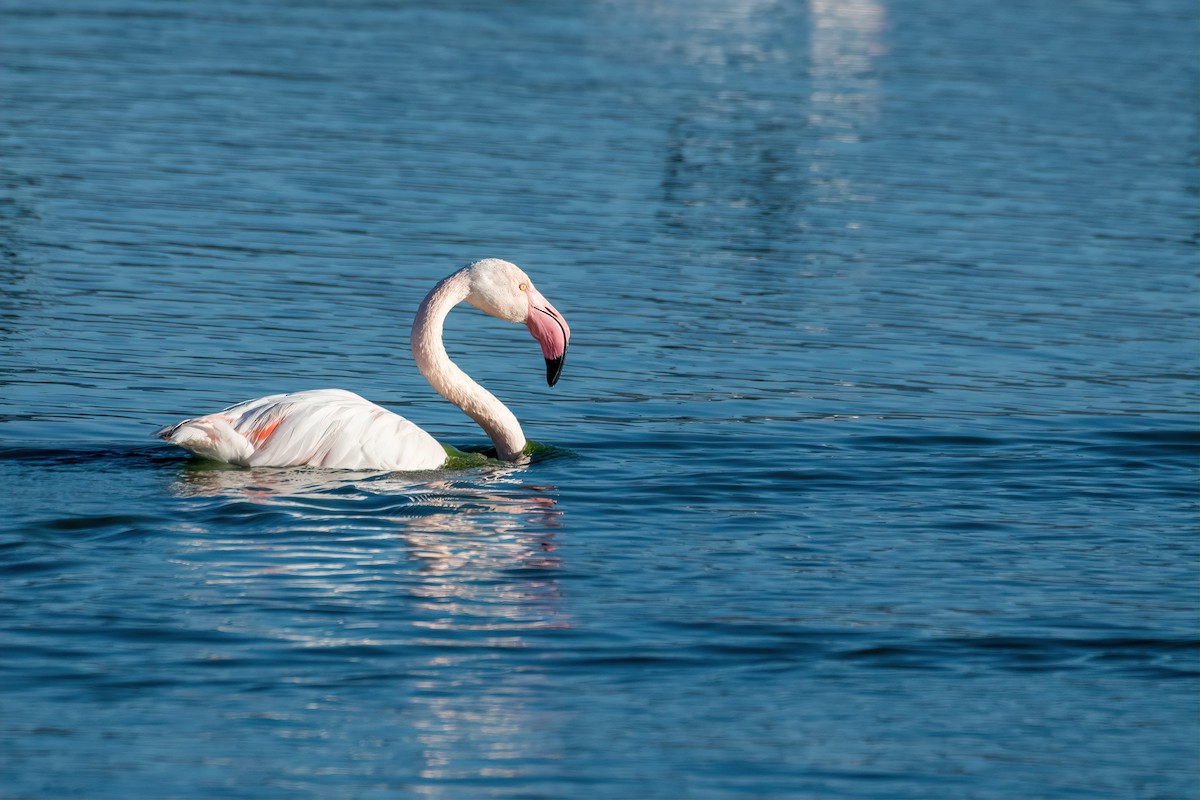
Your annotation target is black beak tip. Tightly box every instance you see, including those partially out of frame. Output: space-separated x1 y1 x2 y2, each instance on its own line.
545 356 565 387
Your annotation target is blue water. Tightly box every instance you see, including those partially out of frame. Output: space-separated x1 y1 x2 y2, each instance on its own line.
1 1 1197 797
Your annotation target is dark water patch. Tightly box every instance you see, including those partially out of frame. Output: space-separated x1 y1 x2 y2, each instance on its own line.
0 558 84 577
33 513 160 534
1075 430 1200 466
553 652 714 670
0 442 176 467
1096 429 1200 445
852 434 1010 450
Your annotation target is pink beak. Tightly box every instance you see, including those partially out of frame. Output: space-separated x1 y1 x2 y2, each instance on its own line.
525 287 571 387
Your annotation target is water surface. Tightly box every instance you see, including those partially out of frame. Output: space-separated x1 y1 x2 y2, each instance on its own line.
1 0 1197 797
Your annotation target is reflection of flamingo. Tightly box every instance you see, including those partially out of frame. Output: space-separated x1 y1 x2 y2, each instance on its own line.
169 462 568 620
155 259 571 469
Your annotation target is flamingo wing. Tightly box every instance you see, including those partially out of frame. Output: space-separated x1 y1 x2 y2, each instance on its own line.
156 389 447 470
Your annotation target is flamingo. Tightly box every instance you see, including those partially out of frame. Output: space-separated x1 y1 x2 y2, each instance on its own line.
155 258 570 470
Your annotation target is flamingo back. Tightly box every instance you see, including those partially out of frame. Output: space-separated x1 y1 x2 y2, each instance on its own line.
156 389 446 470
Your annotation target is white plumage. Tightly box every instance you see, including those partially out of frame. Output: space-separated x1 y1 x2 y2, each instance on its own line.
156 389 446 470
156 259 570 470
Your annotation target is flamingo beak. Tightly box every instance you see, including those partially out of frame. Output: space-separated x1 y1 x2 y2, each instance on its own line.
525 288 570 387
545 351 566 388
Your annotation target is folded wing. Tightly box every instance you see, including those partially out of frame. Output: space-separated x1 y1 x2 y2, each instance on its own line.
156 389 446 470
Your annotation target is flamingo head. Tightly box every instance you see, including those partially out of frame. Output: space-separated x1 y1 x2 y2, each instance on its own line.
463 258 571 387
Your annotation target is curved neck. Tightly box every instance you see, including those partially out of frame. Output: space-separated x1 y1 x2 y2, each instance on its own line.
410 271 527 461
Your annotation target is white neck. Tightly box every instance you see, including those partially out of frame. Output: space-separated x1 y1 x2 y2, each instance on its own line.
410 270 527 461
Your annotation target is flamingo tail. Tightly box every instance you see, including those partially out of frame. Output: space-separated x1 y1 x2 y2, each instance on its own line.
154 417 254 464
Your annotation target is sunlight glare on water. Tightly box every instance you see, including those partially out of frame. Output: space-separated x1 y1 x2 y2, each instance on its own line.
0 0 1197 798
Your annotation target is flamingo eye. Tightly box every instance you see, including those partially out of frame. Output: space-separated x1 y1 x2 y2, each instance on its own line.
519 282 528 291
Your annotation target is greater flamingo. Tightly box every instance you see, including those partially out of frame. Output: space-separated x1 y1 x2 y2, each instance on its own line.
155 259 570 470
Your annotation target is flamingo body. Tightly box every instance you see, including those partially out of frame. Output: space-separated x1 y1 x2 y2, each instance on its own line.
156 389 446 470
156 259 570 470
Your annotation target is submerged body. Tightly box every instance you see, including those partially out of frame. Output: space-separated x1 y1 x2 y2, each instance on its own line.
155 389 446 470
156 259 570 470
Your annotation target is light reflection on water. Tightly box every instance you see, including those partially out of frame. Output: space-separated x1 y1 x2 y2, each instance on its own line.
168 463 572 793
170 465 566 625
